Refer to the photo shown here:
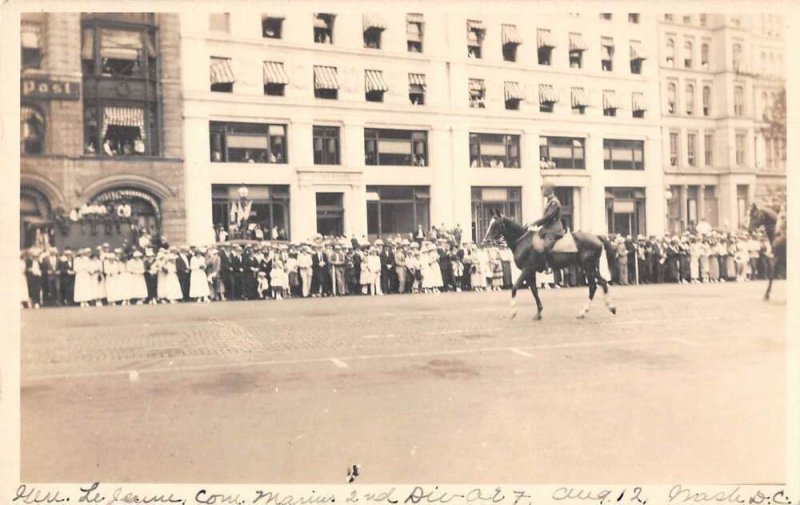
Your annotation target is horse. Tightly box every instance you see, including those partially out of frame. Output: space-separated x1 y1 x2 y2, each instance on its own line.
748 203 786 301
483 210 616 320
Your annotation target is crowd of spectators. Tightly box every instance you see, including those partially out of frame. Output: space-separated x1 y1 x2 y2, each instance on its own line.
21 224 780 309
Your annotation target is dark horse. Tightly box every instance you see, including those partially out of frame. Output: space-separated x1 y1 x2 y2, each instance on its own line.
483 210 616 320
749 204 786 301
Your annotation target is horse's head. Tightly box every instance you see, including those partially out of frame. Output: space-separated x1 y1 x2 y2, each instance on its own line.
748 203 762 233
483 209 504 244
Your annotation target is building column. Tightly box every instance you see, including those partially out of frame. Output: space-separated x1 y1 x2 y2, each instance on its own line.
698 184 706 222
450 126 472 238
345 183 367 239
430 125 454 229
292 182 316 241
521 126 542 228
586 135 607 234
183 114 214 246
680 184 689 230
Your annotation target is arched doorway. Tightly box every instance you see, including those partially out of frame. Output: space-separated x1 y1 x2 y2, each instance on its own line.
90 187 161 235
20 186 52 248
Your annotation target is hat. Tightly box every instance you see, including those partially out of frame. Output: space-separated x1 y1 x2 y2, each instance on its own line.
374 239 384 246
102 243 110 248
132 251 142 257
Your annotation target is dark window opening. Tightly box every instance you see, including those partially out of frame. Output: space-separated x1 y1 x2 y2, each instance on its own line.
631 59 642 74
503 44 518 62
211 82 233 93
570 51 582 68
364 28 381 49
314 14 334 44
538 47 552 65
313 126 340 165
264 83 285 96
22 48 42 70
262 17 283 38
315 88 338 100
540 101 555 113
505 99 521 110
366 90 384 102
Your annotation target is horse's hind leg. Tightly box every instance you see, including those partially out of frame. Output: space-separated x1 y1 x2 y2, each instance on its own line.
508 268 530 319
578 264 597 319
594 268 616 315
529 271 543 320
764 257 776 301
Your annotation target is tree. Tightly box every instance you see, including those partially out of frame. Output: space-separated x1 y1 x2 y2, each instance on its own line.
763 88 786 160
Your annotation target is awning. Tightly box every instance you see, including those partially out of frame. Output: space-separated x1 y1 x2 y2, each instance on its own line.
571 87 590 107
601 36 614 59
407 13 424 24
469 79 485 92
539 84 558 103
537 29 556 48
21 22 41 49
632 92 647 112
630 40 647 60
103 106 146 138
569 33 588 52
314 65 339 90
210 57 235 84
100 29 142 61
313 14 333 29
409 73 426 91
502 24 522 45
603 90 622 110
263 61 289 84
365 69 389 92
407 20 422 41
467 20 485 32
504 81 524 101
363 13 386 31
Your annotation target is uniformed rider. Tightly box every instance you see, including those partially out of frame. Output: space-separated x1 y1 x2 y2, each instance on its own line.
527 183 565 261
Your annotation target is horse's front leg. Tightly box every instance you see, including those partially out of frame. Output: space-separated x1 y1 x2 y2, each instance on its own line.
764 256 777 301
529 271 543 320
508 267 530 319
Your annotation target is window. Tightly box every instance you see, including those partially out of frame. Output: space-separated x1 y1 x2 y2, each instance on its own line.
471 187 521 241
571 87 588 115
210 57 234 92
20 105 45 154
21 22 42 70
263 61 288 96
665 14 674 22
314 13 335 44
683 15 692 24
539 137 585 169
669 132 679 166
367 186 430 239
539 84 557 112
685 84 695 115
504 81 523 110
687 132 697 166
469 79 486 108
730 16 741 28
665 38 675 67
735 132 746 166
632 92 646 118
630 40 645 74
761 91 769 120
469 133 520 168
262 16 283 39
314 65 339 100
734 85 744 115
365 129 428 166
603 139 644 170
701 43 710 69
407 14 424 52
409 73 425 105
569 33 587 68
537 29 555 65
209 13 229 32
667 82 677 114
601 37 614 71
467 20 485 58
209 122 287 163
212 185 290 240
363 14 386 49
600 13 612 20
699 14 707 26
365 69 388 102
81 17 160 157
502 24 522 62
628 13 640 23
765 137 774 167
732 43 743 71
704 132 714 166
313 126 340 165
702 85 711 116
684 40 693 68
603 90 620 117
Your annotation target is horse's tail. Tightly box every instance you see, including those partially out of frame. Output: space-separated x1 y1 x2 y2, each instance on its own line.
596 235 612 280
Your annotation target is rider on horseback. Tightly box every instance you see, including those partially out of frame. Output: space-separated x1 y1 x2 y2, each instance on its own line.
527 183 564 263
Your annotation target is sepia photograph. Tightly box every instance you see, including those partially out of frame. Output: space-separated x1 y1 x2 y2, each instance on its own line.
10 1 794 487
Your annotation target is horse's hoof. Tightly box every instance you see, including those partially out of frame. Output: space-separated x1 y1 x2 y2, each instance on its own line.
609 307 617 315
763 295 770 302
533 313 542 321
576 313 585 320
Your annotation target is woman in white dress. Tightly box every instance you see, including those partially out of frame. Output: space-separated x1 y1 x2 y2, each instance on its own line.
156 251 169 302
162 251 184 303
89 252 104 306
117 250 132 306
420 245 434 293
189 250 210 302
73 248 93 307
126 251 148 304
366 248 382 295
105 252 124 305
428 249 443 293
469 245 485 291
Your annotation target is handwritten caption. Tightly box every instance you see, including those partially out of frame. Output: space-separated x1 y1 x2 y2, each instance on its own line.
11 483 794 505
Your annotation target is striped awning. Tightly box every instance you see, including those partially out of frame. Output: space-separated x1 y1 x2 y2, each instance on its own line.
100 29 143 61
363 13 386 31
569 33 588 52
314 65 339 90
263 61 289 84
571 87 589 107
313 14 333 29
601 36 614 48
407 13 424 24
103 106 146 138
502 24 522 45
467 20 485 32
603 90 622 110
504 81 524 101
537 29 556 48
539 84 558 103
210 57 235 84
365 69 389 92
469 79 485 92
632 92 647 112
630 40 647 60
409 73 426 89
21 22 41 49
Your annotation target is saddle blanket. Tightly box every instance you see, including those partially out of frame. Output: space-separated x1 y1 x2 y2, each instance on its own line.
532 232 578 254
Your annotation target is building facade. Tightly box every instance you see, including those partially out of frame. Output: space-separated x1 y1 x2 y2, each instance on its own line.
20 13 185 249
659 13 786 234
180 8 666 245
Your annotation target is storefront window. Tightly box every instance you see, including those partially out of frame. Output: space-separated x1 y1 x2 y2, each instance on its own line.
212 185 290 240
471 186 521 241
366 186 430 239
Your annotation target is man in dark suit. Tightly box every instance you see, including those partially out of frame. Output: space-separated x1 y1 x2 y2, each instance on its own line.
176 246 191 301
219 246 233 300
379 241 395 294
311 245 326 297
229 245 245 300
243 246 260 300
40 248 61 306
59 248 75 306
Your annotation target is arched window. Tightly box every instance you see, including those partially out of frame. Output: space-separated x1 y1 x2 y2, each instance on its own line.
684 40 693 68
21 105 45 154
667 82 677 114
666 38 675 66
702 86 711 116
685 84 695 115
91 187 162 235
701 43 710 68
20 186 53 248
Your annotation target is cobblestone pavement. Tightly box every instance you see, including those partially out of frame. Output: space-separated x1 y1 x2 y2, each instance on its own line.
20 281 787 483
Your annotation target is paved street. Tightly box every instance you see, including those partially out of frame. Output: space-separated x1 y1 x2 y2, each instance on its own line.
21 281 786 484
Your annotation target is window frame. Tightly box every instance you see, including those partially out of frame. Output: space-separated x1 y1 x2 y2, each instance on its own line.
539 136 586 169
364 128 428 167
314 14 335 44
469 133 521 168
313 125 341 165
262 17 283 39
209 121 288 164
603 139 645 171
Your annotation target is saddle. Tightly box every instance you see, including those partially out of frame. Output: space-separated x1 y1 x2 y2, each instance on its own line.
532 232 578 254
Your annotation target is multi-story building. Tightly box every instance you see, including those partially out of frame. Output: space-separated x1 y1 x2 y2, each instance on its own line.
659 13 786 234
19 13 184 248
180 8 665 244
